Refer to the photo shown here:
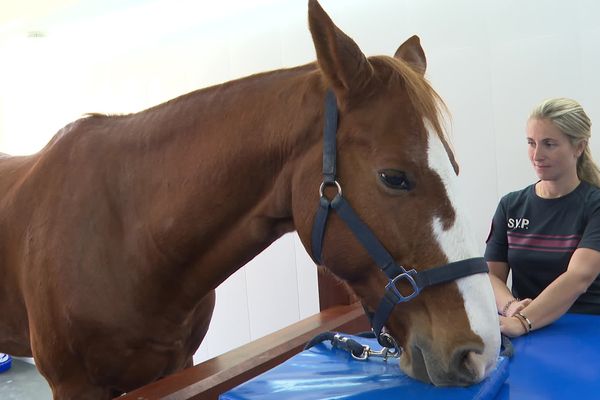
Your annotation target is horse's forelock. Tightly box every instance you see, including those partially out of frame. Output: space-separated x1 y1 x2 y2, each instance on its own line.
369 56 458 174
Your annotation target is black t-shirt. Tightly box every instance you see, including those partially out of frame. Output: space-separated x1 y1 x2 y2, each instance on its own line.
485 181 600 314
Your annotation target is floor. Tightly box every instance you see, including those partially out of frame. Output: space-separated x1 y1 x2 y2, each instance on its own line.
0 358 52 399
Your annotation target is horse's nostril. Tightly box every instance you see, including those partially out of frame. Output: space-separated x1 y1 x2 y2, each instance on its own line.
450 346 485 385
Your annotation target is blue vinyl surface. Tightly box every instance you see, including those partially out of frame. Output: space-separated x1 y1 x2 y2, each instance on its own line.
497 313 600 399
220 335 509 400
221 313 600 400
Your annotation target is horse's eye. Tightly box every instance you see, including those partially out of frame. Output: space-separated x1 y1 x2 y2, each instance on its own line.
378 169 413 191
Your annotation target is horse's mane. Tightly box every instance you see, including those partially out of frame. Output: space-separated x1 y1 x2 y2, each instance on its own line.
80 64 319 122
39 64 320 153
83 112 125 119
63 60 457 171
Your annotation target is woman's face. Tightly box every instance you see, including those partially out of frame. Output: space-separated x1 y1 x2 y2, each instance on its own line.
526 118 583 182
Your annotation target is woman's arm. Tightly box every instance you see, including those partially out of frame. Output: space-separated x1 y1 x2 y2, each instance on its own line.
489 261 535 337
488 261 513 313
488 261 530 316
519 247 600 330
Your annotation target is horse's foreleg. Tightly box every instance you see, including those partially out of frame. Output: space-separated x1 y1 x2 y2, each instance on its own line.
31 333 111 400
49 379 112 400
35 357 112 400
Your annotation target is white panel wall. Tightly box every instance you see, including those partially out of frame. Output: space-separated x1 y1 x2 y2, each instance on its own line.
1 0 600 364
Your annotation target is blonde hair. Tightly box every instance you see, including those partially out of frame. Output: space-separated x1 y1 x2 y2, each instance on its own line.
530 98 600 187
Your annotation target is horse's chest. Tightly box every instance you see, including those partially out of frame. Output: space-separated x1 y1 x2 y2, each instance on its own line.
83 330 192 390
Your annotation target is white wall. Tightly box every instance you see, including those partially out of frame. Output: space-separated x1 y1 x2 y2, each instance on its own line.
1 0 599 363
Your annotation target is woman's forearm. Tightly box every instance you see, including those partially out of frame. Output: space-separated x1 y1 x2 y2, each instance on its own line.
521 248 600 330
521 271 586 330
489 272 516 313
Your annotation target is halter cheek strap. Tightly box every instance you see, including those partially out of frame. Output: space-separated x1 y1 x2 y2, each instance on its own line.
310 90 488 348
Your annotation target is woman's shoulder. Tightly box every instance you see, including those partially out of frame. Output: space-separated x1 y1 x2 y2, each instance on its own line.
577 181 600 207
575 182 600 229
499 184 535 204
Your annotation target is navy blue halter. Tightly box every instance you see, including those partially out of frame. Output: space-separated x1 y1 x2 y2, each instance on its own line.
310 90 489 349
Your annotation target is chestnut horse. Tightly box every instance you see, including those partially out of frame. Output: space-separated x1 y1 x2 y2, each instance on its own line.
0 1 500 398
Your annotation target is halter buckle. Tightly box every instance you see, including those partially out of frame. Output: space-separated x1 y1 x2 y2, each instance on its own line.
385 269 420 303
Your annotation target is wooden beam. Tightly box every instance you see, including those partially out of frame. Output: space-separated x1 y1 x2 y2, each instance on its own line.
119 303 369 400
317 268 359 310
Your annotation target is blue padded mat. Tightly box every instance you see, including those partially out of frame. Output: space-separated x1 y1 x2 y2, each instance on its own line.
496 313 600 399
220 335 509 400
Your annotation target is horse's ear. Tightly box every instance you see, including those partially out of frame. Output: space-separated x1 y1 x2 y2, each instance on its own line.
308 0 372 102
394 35 427 75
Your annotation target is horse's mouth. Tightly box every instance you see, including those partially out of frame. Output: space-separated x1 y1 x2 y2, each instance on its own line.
402 344 487 387
402 344 432 384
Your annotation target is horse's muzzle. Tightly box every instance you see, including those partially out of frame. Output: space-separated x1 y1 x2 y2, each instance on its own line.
404 341 494 387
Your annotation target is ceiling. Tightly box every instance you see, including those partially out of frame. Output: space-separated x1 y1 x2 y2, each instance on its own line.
2 0 79 30
0 0 280 40
0 0 146 38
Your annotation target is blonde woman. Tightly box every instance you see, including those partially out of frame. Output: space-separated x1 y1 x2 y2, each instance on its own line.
486 98 600 337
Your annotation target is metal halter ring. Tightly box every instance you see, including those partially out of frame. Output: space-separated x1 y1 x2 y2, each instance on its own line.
319 180 342 197
378 331 402 356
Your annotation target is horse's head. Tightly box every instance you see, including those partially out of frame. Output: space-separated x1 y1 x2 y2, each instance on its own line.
292 1 500 386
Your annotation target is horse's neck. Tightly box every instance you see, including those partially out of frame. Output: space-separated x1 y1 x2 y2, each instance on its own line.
129 67 323 290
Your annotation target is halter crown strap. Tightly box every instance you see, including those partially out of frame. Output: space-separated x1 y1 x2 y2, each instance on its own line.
311 90 402 277
322 90 338 183
311 90 341 265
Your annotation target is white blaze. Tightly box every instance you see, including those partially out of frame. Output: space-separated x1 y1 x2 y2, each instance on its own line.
426 130 501 379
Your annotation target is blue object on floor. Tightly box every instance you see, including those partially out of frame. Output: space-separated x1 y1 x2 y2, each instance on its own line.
0 354 12 373
219 335 509 400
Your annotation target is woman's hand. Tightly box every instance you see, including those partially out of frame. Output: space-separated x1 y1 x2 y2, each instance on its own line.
504 298 532 317
499 315 528 337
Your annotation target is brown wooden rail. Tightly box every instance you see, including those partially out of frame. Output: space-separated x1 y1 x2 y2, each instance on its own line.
119 302 369 400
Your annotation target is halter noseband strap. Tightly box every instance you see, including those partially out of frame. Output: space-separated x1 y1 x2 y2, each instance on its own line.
310 90 489 349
